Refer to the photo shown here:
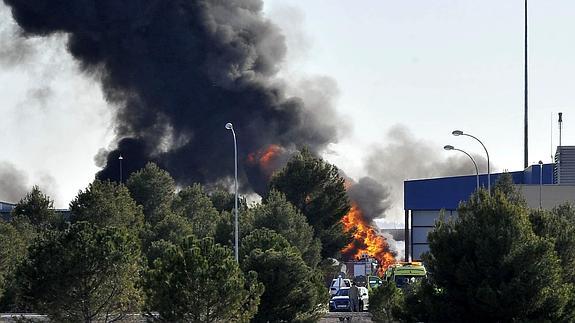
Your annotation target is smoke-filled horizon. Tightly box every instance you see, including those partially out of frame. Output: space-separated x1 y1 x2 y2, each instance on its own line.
1 1 490 217
2 0 344 195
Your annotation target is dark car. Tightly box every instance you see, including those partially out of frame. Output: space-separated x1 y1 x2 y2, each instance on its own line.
328 287 369 312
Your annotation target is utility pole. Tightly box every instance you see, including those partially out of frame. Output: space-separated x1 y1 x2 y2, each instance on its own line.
523 0 529 169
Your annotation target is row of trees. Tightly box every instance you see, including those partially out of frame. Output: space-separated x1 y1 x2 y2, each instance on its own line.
370 174 575 322
0 150 353 322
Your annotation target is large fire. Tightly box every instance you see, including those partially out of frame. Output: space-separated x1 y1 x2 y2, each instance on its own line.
341 202 396 276
247 144 284 177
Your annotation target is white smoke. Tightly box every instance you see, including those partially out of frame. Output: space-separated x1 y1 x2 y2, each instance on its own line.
0 2 113 207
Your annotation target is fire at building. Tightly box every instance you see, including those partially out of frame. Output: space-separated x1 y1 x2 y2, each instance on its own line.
342 203 396 275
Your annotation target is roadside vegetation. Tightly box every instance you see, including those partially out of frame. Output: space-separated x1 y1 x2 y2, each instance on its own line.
3 156 574 322
0 150 349 322
369 173 575 322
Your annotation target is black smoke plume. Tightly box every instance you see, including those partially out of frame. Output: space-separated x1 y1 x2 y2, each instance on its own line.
3 0 341 193
347 176 391 223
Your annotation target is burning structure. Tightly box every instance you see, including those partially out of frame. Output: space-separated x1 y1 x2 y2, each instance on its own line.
342 177 397 274
341 203 396 274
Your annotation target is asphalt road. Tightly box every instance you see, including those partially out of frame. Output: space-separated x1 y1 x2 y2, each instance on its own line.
320 312 373 322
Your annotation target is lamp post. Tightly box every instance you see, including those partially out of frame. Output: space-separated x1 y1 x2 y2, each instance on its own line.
118 155 123 183
444 145 479 192
452 130 490 194
225 122 239 263
538 160 543 209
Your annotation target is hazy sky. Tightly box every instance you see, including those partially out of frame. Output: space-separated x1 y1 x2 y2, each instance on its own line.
265 0 574 174
0 1 573 223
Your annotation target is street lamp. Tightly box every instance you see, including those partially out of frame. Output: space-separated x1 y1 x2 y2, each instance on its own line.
538 160 543 209
452 130 490 194
118 155 124 183
444 145 479 192
225 122 239 263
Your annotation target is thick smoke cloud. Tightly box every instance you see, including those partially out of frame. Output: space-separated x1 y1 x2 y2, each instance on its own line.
365 124 488 223
3 0 342 193
347 176 391 223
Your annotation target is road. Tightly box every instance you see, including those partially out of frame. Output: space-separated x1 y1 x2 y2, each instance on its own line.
320 312 373 322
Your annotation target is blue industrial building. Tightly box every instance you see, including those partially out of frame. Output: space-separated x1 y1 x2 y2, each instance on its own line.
404 146 575 261
0 201 16 221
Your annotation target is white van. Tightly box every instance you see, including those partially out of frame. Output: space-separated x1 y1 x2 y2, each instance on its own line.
329 277 351 296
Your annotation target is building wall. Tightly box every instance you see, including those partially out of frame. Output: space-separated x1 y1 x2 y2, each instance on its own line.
518 185 575 209
404 163 557 261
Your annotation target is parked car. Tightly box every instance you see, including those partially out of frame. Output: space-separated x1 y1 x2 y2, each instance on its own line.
328 286 369 312
329 277 351 296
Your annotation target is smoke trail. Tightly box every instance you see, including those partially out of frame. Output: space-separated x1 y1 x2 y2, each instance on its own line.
0 161 28 202
3 0 342 193
365 124 488 223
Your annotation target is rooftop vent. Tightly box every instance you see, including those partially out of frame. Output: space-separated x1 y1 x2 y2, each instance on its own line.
554 146 575 185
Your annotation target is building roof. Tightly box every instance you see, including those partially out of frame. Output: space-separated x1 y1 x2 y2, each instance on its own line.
404 163 554 211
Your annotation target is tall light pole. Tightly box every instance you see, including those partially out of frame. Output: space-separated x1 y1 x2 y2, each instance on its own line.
444 145 479 192
119 155 124 183
523 0 529 168
452 130 490 194
225 122 239 263
538 160 543 209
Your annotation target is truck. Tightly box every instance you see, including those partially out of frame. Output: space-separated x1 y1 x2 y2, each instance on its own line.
384 262 427 289
345 254 379 279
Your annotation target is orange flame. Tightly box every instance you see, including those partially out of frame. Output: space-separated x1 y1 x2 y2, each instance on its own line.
259 144 282 168
247 144 283 177
342 203 396 276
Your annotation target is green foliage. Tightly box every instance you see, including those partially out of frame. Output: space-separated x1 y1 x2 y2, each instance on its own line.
172 184 220 239
0 222 28 307
3 186 60 310
269 148 351 258
422 190 572 322
145 237 262 322
241 229 328 322
317 222 352 259
240 228 292 260
400 279 448 323
18 222 143 322
127 163 176 225
209 189 247 213
249 190 322 267
491 172 525 205
151 213 194 246
209 189 250 249
317 258 341 287
369 282 405 322
530 203 575 321
11 186 61 229
213 208 254 249
530 205 575 281
69 180 144 232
